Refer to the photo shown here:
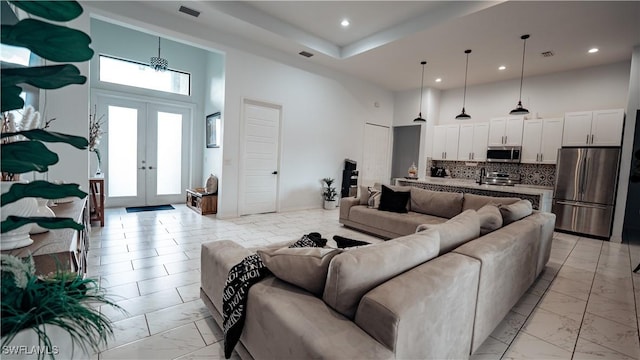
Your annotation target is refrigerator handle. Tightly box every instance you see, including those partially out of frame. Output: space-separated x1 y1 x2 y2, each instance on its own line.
556 200 609 210
580 156 588 196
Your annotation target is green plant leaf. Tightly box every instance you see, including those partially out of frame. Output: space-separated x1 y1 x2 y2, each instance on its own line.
1 19 93 62
0 141 58 174
1 64 86 90
1 216 84 233
1 85 24 112
1 181 87 206
1 129 88 149
9 1 83 22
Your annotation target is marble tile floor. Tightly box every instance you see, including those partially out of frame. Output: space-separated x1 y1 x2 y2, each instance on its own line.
88 204 640 359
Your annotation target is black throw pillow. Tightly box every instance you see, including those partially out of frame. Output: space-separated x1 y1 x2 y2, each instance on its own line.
378 185 410 213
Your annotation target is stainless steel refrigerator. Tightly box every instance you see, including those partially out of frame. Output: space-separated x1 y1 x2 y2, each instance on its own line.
552 147 621 239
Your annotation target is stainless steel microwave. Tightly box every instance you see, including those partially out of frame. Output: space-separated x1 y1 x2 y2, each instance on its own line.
486 146 522 163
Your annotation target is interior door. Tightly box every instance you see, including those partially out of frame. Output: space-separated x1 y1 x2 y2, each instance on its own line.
98 94 191 207
240 99 281 215
362 123 390 187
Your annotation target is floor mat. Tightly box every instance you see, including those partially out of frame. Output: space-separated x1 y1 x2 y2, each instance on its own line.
125 204 175 213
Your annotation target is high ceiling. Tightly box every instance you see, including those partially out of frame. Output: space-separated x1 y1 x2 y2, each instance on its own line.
96 1 640 92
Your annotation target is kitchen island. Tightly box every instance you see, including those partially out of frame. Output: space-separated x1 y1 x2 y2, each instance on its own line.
394 177 553 212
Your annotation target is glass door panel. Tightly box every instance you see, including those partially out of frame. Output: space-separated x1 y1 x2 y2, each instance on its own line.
107 106 139 197
156 112 183 195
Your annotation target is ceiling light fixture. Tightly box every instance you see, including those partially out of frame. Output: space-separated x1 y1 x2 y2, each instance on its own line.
498 65 506 70
456 49 472 120
341 19 350 27
588 48 599 53
435 78 442 83
414 61 427 122
510 34 530 115
150 37 168 72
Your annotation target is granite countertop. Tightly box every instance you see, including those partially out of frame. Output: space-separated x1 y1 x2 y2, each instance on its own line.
398 177 554 196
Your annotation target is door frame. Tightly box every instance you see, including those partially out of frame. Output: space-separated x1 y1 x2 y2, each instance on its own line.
92 89 196 207
238 97 283 216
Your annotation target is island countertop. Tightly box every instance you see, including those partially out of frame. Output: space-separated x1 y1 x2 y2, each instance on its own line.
394 177 554 212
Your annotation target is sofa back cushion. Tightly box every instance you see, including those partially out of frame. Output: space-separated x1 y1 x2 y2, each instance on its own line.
462 193 521 211
410 187 463 218
499 199 533 225
477 204 503 235
258 247 342 297
323 230 440 319
416 209 481 255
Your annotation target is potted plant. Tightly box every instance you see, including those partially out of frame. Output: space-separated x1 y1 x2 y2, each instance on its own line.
322 177 338 209
1 255 124 359
1 0 123 356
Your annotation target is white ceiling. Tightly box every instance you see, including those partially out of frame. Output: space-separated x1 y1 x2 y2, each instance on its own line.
112 1 640 92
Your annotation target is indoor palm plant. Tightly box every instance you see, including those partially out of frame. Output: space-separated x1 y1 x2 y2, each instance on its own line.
322 177 338 209
1 1 122 356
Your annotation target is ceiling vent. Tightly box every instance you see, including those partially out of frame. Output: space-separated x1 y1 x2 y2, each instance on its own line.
179 5 200 18
299 51 314 58
541 51 554 57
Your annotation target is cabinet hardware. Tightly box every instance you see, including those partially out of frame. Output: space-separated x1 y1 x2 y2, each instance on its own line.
586 134 589 144
591 134 594 144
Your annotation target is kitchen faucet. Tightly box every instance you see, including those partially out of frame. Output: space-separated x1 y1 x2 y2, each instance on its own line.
478 167 486 184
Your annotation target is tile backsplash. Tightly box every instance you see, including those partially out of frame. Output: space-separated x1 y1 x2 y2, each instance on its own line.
429 160 556 187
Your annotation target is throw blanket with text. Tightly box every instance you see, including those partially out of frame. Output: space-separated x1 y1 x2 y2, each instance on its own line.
222 233 326 358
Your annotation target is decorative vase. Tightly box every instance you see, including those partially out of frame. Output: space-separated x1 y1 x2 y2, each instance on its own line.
1 181 38 250
323 200 337 210
30 198 56 234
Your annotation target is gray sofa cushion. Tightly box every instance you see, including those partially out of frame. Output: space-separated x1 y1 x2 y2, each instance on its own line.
499 199 533 225
323 230 440 319
410 187 463 218
416 209 481 255
349 206 446 236
258 247 342 297
462 193 521 211
477 204 503 235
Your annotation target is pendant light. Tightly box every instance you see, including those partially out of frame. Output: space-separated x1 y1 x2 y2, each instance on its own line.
414 61 427 122
150 37 169 72
510 34 530 115
455 49 472 120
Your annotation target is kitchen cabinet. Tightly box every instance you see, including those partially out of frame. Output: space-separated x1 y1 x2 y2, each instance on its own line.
521 118 564 164
457 122 489 161
562 109 624 146
432 124 459 160
488 116 524 146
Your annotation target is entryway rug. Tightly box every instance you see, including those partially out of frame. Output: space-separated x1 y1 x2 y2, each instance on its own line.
125 204 175 213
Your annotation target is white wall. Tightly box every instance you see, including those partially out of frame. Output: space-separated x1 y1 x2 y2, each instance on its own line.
437 61 631 123
202 52 226 187
220 49 394 217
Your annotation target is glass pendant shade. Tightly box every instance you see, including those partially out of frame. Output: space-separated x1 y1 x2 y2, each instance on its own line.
510 34 530 115
150 37 168 72
456 49 472 120
414 61 427 122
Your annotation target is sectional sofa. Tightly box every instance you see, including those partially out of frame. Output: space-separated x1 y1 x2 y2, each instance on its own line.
200 186 555 359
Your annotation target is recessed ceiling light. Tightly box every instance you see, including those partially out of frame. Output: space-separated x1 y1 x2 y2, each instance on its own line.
588 48 599 54
435 78 442 83
341 19 350 27
498 65 506 70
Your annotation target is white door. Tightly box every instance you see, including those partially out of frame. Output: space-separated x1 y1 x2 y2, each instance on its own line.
362 123 390 187
471 123 489 161
457 124 474 161
521 119 543 163
432 125 446 160
444 125 460 160
239 100 281 215
98 95 191 207
562 111 592 146
504 117 524 145
591 109 624 146
488 118 507 145
540 118 564 164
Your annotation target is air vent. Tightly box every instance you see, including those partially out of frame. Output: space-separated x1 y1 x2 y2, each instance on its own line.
299 51 314 58
179 5 200 18
541 51 554 57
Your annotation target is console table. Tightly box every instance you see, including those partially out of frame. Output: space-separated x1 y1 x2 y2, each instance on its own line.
1 198 89 275
186 188 217 215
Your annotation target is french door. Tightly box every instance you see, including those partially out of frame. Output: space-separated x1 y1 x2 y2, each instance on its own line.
96 94 191 207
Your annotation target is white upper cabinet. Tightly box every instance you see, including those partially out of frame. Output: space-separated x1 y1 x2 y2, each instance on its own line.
458 122 489 161
488 116 524 146
562 109 624 146
522 118 564 164
432 124 460 160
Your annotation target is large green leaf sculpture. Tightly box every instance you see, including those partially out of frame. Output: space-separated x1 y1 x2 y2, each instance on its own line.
1 0 93 234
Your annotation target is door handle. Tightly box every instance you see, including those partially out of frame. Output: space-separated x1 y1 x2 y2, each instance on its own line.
148 166 154 170
591 134 594 144
272 171 278 175
586 134 589 144
139 166 146 170
540 154 543 162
